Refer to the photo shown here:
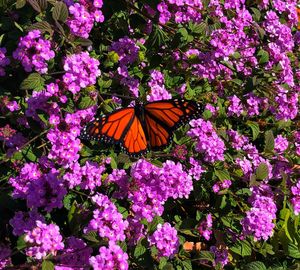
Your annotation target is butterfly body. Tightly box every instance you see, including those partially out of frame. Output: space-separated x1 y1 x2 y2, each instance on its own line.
80 99 204 157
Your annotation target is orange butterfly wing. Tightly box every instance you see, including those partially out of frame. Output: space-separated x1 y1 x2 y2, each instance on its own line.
81 107 148 156
144 99 204 150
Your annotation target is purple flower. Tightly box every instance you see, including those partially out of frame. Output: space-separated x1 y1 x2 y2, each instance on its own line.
129 159 193 222
0 47 10 76
9 162 41 199
148 223 179 258
24 221 64 259
241 185 277 241
147 70 172 101
212 179 232 193
227 129 249 150
55 237 92 270
67 1 104 38
0 245 11 269
63 52 101 94
210 246 229 267
110 37 139 66
274 135 289 153
291 180 300 215
188 157 205 181
89 242 128 270
13 30 55 74
9 209 45 236
227 95 244 117
26 171 67 212
188 119 225 163
84 193 129 243
106 169 130 199
198 214 213 241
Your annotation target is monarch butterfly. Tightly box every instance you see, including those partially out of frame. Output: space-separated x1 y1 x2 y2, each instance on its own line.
80 99 204 157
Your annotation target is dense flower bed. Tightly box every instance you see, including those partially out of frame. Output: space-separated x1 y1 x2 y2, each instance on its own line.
0 0 299 269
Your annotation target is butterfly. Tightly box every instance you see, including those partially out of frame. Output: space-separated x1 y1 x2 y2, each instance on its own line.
80 99 204 157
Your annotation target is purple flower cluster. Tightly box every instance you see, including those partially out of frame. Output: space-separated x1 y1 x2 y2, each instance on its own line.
0 47 10 76
117 66 140 97
187 119 225 163
26 171 67 212
147 70 172 101
241 185 277 241
55 237 92 270
188 157 205 181
0 245 11 269
227 95 244 117
129 159 193 222
210 246 229 267
9 162 66 212
110 37 139 66
245 93 267 117
84 193 129 243
213 179 232 193
157 0 203 24
232 133 273 181
9 209 45 236
9 162 41 199
89 242 128 270
227 129 249 150
106 169 130 199
67 0 104 38
110 37 141 96
63 52 100 94
47 108 95 166
13 30 55 74
24 221 64 259
198 213 213 241
4 132 27 157
274 135 289 153
271 86 298 121
291 180 300 215
63 160 106 190
148 223 179 258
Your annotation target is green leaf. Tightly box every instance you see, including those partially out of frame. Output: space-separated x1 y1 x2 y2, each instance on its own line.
27 0 41 12
264 130 274 153
42 260 54 270
243 261 267 270
134 239 147 258
17 235 27 250
148 216 164 234
146 25 169 49
287 243 300 259
20 73 45 91
251 7 261 21
195 251 215 262
257 49 269 64
64 194 76 210
189 22 207 34
214 169 230 180
73 37 93 47
78 96 97 109
38 0 47 10
180 261 193 270
52 1 69 22
230 240 252 257
246 121 260 140
28 21 53 35
16 0 26 9
83 231 100 243
255 163 269 180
